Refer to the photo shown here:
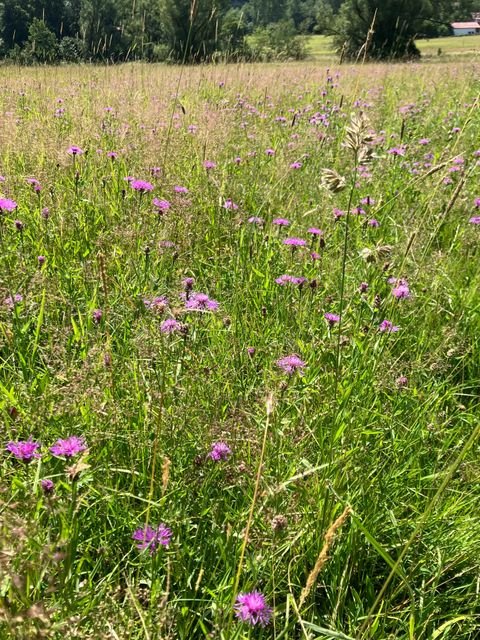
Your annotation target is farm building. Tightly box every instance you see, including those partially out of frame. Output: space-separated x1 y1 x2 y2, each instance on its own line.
451 21 480 35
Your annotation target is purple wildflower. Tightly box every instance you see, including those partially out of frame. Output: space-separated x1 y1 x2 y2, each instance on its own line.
308 227 323 236
247 347 255 356
185 292 219 312
272 218 290 226
469 216 480 224
27 178 41 192
333 208 345 219
392 281 410 299
107 151 118 159
283 237 306 247
265 148 275 156
153 198 171 211
234 591 272 627
290 161 302 169
3 294 23 309
275 275 307 286
92 309 103 323
38 255 46 267
248 216 264 225
41 479 55 494
396 375 408 387
6 439 41 462
474 198 480 209
324 312 340 325
368 218 380 227
311 251 321 260
203 160 216 169
67 145 84 155
132 523 172 553
387 146 406 156
276 354 306 375
50 436 87 458
379 320 399 333
0 198 17 212
182 277 195 290
174 185 189 194
160 318 182 334
359 282 369 293
418 138 430 145
131 179 154 193
360 196 376 205
208 441 231 461
223 199 238 210
41 207 49 219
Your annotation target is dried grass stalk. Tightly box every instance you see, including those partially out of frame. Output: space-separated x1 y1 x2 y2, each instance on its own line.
299 506 352 609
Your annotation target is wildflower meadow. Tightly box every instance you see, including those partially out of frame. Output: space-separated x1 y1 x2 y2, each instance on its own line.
0 60 479 639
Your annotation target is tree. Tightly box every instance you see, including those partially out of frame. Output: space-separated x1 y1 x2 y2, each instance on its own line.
27 17 58 61
334 0 433 60
0 0 34 50
160 0 231 62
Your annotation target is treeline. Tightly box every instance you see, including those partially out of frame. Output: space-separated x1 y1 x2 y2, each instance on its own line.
0 0 478 64
0 0 341 63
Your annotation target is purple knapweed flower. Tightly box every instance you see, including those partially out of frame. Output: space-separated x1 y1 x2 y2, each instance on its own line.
276 354 306 375
272 218 290 226
396 375 408 387
50 436 87 458
107 151 118 159
38 255 46 267
308 227 323 236
265 148 275 156
247 347 255 356
392 281 410 299
333 208 345 219
153 198 171 211
203 160 216 169
208 441 231 461
92 309 103 323
324 312 340 325
174 185 188 194
223 199 238 210
234 591 272 626
41 479 54 494
6 439 41 462
474 198 480 209
160 318 182 334
41 207 49 219
469 216 480 224
387 146 406 156
283 237 306 247
0 198 17 212
3 294 23 309
418 138 430 145
27 178 41 192
182 277 195 290
67 145 83 155
248 216 264 225
379 320 399 333
275 275 307 286
290 161 302 169
132 523 172 553
359 282 369 293
368 218 379 227
360 196 376 205
185 292 219 312
131 179 154 193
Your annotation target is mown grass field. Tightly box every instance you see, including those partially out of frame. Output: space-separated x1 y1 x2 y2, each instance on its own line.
0 60 479 639
306 34 480 60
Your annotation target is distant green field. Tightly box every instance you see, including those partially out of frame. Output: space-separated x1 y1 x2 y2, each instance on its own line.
306 34 480 60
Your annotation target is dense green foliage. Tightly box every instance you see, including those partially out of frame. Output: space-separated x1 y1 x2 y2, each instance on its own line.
0 60 479 639
2 0 477 63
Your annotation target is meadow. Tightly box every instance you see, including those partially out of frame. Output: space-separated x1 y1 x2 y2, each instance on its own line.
306 34 480 61
0 59 479 639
